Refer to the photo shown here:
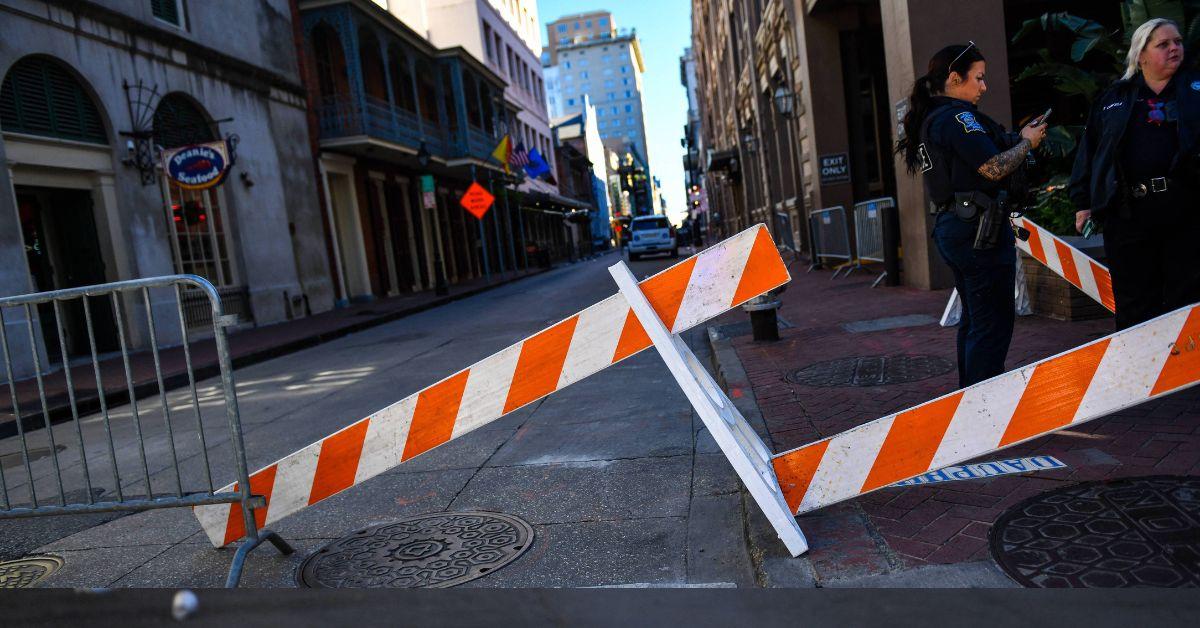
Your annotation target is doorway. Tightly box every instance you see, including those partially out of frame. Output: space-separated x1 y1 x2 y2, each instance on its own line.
16 186 118 358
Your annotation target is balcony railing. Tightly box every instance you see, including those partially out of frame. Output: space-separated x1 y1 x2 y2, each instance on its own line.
317 95 498 162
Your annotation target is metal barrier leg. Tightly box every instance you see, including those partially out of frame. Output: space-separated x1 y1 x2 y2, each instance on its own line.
225 527 294 588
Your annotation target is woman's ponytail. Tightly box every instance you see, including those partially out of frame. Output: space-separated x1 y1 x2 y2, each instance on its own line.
894 44 985 174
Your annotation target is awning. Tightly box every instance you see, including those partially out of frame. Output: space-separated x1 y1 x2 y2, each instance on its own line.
707 148 738 172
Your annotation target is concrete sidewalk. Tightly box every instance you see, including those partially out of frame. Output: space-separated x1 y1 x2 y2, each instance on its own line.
0 265 558 440
711 258 1200 585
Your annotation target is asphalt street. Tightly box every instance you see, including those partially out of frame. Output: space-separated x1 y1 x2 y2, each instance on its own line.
1 247 774 588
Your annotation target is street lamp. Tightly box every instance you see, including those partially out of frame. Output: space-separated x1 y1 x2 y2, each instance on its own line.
773 84 796 119
416 139 447 295
417 141 431 168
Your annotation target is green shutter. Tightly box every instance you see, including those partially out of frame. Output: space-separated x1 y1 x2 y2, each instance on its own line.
153 93 215 149
0 57 108 144
151 0 181 25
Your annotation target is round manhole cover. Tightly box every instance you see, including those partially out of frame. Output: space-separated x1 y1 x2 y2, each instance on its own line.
786 355 954 387
990 476 1200 588
0 556 63 588
298 511 534 588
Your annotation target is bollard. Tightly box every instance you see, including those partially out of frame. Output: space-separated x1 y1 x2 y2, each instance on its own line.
742 295 781 341
882 203 901 287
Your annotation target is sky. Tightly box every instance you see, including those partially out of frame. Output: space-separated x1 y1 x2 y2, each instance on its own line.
535 0 692 224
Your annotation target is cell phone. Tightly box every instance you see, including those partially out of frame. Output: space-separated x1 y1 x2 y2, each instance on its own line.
1082 217 1096 239
1034 108 1052 126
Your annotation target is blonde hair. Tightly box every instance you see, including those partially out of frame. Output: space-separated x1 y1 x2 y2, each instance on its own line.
1124 18 1181 80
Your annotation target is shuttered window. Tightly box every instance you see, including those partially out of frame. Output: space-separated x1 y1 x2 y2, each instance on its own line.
0 57 107 144
151 0 182 26
153 93 215 149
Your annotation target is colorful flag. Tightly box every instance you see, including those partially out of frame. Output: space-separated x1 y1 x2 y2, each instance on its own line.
509 142 530 170
524 148 551 179
491 135 512 174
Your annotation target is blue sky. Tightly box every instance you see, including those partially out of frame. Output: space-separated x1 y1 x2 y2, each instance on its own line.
536 0 691 222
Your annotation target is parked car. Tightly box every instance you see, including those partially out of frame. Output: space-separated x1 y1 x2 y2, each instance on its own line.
627 215 678 260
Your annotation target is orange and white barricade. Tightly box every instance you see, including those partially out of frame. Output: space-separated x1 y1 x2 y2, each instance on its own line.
193 225 795 549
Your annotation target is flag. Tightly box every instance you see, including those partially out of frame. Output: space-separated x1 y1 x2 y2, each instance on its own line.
524 148 551 179
491 135 512 174
510 142 530 170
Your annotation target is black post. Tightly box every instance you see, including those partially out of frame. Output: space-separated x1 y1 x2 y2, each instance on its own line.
882 203 901 287
750 309 780 341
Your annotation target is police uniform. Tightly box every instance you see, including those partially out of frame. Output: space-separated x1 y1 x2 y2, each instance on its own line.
921 96 1017 387
1070 70 1200 330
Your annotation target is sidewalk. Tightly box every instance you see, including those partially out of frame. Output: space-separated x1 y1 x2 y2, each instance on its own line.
713 259 1200 583
0 265 563 440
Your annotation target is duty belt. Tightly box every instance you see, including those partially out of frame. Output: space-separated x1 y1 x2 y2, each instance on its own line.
1128 176 1173 198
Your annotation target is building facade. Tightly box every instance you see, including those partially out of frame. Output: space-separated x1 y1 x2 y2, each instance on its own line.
691 0 1014 289
0 0 332 378
551 96 613 248
542 12 651 174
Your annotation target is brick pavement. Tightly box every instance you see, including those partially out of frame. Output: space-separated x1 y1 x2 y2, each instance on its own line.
728 261 1200 574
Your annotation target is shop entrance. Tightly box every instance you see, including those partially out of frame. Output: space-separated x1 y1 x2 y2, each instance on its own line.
16 186 118 357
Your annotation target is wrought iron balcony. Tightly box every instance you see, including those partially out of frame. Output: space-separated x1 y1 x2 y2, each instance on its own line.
317 94 499 162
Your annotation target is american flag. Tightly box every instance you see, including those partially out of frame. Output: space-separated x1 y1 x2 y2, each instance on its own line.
509 142 530 169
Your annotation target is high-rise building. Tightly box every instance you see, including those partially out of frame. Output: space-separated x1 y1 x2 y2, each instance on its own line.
542 11 650 180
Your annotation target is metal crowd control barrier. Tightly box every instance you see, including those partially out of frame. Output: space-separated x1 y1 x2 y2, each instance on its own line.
847 197 894 287
808 206 851 277
0 275 291 587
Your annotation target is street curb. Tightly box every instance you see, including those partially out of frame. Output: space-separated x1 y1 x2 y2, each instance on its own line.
705 326 817 588
1 264 565 440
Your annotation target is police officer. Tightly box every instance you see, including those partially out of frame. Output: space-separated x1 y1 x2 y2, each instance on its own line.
895 42 1046 387
1070 18 1200 330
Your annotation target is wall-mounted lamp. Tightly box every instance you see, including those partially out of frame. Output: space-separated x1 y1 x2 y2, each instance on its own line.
240 171 255 188
773 84 797 119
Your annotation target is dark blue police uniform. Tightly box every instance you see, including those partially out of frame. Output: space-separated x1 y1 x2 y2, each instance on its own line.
921 96 1017 387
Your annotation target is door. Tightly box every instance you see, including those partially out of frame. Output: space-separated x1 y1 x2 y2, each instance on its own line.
16 187 118 357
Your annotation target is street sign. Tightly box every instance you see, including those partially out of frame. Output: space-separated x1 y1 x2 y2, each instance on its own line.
460 182 494 219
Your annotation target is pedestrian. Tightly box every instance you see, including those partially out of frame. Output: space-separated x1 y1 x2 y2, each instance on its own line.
895 42 1047 387
1069 18 1200 330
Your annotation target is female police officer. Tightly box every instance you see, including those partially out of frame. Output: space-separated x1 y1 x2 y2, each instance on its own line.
1070 18 1200 330
896 42 1046 387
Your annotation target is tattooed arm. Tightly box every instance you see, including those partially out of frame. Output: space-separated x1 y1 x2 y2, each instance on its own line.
976 138 1032 181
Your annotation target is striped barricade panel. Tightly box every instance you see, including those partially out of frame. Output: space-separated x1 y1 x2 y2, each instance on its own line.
1014 216 1115 312
771 303 1200 515
195 225 790 547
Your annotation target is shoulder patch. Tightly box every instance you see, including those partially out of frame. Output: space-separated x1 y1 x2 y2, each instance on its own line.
1191 80 1200 91
955 111 985 134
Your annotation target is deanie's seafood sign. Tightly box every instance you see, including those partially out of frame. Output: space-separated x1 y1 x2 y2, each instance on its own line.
163 141 230 190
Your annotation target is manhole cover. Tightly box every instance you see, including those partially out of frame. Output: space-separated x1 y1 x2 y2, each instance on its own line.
786 354 954 387
298 511 533 588
0 556 63 588
990 476 1200 588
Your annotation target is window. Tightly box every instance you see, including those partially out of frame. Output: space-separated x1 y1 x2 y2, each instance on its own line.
627 116 635 125
483 23 494 60
564 73 573 82
599 17 609 26
559 38 569 45
602 55 611 63
567 98 575 106
607 92 615 100
604 79 614 88
580 82 590 91
595 108 603 116
557 24 567 33
624 104 632 112
565 61 572 69
624 90 631 98
621 66 628 74
573 21 580 29
622 78 629 85
603 68 613 76
151 0 184 27
579 59 589 67
0 57 107 144
610 106 617 115
580 71 589 79
586 20 592 27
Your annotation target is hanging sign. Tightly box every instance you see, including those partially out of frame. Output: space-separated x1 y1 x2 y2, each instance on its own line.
459 182 494 219
421 175 436 209
162 140 232 190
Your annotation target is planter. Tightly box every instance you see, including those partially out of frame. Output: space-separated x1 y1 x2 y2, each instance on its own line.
1020 234 1112 322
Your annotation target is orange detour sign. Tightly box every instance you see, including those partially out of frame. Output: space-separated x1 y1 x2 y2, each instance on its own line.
460 182 494 219
194 225 791 547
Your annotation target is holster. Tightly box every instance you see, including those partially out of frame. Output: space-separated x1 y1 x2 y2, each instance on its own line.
972 192 1008 250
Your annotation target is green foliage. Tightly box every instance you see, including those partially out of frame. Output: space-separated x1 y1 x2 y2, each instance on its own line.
1024 175 1079 236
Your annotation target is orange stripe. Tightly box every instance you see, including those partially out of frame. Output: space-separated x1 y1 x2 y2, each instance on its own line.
222 463 279 546
1091 260 1116 312
772 440 831 514
1025 224 1048 265
1053 239 1081 289
402 370 470 461
639 256 697 331
731 226 790 307
1150 306 1200 396
999 339 1111 446
308 419 371 505
503 316 580 413
611 307 652 363
859 392 964 492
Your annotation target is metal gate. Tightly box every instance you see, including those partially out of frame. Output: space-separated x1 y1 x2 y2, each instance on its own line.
848 197 894 286
0 275 290 587
809 206 851 277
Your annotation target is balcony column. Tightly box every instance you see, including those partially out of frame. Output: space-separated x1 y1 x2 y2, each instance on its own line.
407 55 426 139
379 41 400 133
447 64 470 155
332 13 366 126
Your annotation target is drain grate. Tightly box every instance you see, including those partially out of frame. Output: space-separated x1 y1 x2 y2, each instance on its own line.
298 511 533 588
990 476 1200 588
786 354 954 387
0 556 63 588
